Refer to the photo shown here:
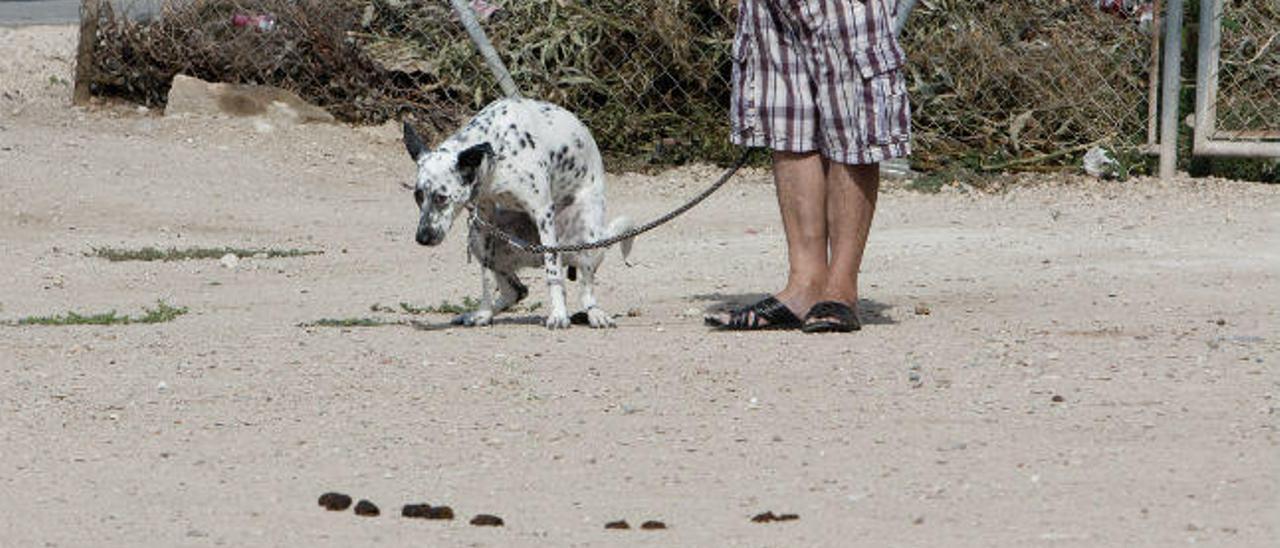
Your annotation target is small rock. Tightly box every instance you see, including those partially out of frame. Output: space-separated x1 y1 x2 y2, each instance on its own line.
914 303 931 315
402 504 432 518
912 515 925 525
354 499 379 516
1051 394 1065 403
470 514 504 526
165 74 335 124
604 520 630 530
752 511 799 523
640 520 666 530
403 504 453 519
318 492 352 511
219 253 239 269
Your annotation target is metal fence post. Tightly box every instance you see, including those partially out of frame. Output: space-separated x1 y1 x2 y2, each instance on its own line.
1193 0 1219 156
894 0 919 37
73 0 101 106
448 0 520 98
1146 0 1163 149
1159 0 1184 180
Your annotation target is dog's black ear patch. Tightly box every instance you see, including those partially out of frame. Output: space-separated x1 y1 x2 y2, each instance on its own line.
403 120 426 161
457 142 494 185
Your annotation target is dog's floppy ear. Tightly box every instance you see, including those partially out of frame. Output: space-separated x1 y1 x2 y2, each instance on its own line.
456 142 494 185
403 120 426 161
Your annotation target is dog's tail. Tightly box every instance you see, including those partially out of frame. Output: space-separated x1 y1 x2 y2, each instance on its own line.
607 216 635 263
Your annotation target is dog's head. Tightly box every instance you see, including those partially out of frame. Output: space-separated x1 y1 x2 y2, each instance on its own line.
403 121 494 246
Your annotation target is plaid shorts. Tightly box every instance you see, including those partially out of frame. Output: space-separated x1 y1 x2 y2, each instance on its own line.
730 0 912 165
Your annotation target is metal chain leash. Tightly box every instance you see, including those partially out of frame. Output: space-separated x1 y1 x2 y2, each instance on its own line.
468 149 752 255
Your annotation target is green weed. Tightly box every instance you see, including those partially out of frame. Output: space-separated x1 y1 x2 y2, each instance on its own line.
13 301 188 326
90 246 321 262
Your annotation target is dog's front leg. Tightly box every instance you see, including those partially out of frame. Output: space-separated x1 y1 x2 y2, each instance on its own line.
456 266 495 326
534 207 571 329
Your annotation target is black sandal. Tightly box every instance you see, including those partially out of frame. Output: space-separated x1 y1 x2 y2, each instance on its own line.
801 301 861 333
704 296 803 331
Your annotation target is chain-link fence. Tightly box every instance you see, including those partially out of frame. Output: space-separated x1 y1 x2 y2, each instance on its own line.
79 0 1166 172
901 1 1158 172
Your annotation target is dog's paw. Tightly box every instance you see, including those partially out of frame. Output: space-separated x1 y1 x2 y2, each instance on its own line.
455 310 493 327
544 311 572 330
586 307 615 328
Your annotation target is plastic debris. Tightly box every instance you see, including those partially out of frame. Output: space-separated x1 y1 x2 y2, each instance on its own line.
1083 146 1119 179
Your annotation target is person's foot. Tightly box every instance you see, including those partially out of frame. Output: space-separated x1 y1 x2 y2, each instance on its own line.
704 295 804 330
801 300 861 333
773 287 817 321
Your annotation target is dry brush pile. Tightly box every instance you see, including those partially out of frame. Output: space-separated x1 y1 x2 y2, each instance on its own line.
901 0 1154 171
86 0 1160 170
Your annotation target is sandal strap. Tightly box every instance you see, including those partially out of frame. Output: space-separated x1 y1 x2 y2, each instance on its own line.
729 296 801 328
806 301 853 321
803 301 861 331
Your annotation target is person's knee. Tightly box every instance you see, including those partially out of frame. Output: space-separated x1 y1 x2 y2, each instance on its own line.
773 150 822 165
828 161 881 189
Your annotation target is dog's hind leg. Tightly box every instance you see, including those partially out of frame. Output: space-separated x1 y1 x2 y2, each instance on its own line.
532 205 571 329
455 267 496 327
575 257 614 328
493 269 528 312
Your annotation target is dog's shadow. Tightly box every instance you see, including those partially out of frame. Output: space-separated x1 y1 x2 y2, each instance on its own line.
405 314 576 331
689 292 897 325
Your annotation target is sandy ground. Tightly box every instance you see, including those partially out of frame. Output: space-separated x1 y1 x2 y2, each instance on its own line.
0 0 159 26
2 26 1278 547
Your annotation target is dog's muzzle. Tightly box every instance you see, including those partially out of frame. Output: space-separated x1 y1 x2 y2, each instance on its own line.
416 228 443 246
416 217 443 246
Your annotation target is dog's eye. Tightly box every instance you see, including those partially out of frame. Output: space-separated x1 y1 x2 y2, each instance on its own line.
431 192 449 207
413 188 424 206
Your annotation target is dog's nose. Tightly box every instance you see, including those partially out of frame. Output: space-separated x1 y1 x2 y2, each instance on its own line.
416 226 443 246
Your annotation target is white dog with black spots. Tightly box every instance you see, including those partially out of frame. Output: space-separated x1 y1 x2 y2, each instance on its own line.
403 98 633 329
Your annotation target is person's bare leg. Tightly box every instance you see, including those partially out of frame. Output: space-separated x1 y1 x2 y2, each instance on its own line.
812 160 879 320
712 150 828 326
765 150 828 319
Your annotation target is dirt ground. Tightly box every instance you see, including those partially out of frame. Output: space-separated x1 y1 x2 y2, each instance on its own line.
2 26 1278 547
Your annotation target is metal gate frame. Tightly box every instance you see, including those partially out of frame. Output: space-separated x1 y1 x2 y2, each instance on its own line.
1192 0 1280 158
